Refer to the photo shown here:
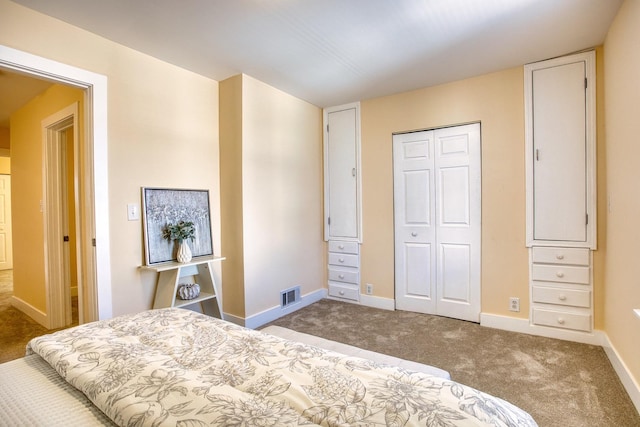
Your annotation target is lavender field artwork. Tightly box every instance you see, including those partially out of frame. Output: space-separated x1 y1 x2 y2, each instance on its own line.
142 188 213 264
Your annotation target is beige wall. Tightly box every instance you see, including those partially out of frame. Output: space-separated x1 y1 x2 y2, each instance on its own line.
1 0 220 317
219 75 245 317
10 84 83 312
361 68 531 317
220 74 324 320
0 127 9 149
602 0 640 388
0 157 9 174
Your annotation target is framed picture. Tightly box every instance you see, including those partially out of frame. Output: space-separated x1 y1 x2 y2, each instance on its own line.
141 187 213 265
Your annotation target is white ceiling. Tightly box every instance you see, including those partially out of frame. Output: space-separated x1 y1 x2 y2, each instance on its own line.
4 0 623 118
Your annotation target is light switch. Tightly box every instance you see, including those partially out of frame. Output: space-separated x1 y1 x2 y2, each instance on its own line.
127 203 140 221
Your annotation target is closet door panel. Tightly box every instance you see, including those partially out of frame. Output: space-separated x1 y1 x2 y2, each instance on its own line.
532 61 587 242
326 107 358 239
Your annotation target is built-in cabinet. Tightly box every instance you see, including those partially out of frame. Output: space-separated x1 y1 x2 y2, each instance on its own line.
530 247 592 332
323 103 361 302
327 240 360 301
525 51 596 333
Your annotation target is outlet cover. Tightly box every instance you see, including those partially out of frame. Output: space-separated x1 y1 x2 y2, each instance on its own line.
366 284 373 295
509 297 520 312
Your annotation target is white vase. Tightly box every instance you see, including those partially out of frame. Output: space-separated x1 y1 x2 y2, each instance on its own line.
177 241 192 263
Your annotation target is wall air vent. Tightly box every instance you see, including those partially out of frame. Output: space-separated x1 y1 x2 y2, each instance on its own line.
281 286 301 308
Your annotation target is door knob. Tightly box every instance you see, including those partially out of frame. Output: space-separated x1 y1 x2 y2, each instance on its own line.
411 232 418 237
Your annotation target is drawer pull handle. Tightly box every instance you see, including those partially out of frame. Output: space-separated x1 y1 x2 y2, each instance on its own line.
557 317 565 325
339 290 345 296
338 245 344 249
556 271 564 278
339 258 345 263
556 254 564 260
558 295 567 301
411 232 418 237
339 274 345 279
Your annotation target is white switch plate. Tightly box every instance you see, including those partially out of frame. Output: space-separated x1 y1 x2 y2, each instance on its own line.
127 203 140 221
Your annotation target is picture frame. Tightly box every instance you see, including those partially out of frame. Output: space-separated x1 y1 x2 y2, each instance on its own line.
141 187 213 265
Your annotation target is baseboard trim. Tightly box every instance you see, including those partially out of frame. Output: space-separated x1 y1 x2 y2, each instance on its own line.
359 294 395 311
10 296 49 329
601 334 640 413
224 289 327 329
480 312 603 346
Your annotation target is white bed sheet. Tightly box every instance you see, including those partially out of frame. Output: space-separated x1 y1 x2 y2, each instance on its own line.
0 354 115 426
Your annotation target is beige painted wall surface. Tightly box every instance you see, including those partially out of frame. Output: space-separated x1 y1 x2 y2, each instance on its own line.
1 0 221 317
10 84 83 312
0 157 10 174
241 75 324 317
0 127 9 149
219 75 245 317
602 0 640 387
361 68 530 317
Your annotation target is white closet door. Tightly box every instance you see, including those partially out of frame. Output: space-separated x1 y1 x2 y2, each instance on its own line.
434 124 481 322
394 123 481 322
532 61 587 242
393 130 437 314
325 106 359 240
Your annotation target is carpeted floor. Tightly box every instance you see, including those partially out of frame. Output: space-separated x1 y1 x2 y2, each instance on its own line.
0 270 77 364
1 277 638 426
265 299 640 427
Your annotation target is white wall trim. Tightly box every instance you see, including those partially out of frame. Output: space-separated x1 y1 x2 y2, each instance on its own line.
10 296 48 328
0 44 112 321
225 289 327 329
480 312 603 346
601 333 640 413
359 294 395 311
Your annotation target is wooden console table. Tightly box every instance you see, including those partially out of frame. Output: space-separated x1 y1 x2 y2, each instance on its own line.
141 255 225 318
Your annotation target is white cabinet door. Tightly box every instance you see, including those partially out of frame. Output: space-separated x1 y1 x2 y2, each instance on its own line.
525 51 596 248
533 61 586 242
324 103 361 241
394 123 481 322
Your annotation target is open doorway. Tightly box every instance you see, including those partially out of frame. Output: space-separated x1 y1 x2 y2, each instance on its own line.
43 104 80 328
0 44 112 326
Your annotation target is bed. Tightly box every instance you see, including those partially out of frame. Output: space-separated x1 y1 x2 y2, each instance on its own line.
1 308 537 426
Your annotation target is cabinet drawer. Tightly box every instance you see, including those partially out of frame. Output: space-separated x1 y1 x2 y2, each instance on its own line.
532 247 589 266
328 282 359 301
328 253 359 268
531 264 589 284
328 240 359 254
532 308 591 332
532 286 590 308
328 267 359 284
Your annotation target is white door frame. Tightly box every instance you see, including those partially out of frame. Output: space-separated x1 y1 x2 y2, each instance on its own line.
42 105 77 328
0 44 112 323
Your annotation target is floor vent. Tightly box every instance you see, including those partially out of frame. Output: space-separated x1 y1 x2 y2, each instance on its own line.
281 286 301 308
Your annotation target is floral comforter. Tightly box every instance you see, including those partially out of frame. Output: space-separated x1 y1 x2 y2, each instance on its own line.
27 308 537 427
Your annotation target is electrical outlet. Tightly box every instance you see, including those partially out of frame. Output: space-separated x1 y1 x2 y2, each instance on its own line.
509 297 520 312
366 284 373 295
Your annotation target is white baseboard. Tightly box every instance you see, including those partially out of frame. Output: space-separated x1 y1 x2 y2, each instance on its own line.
10 296 49 329
480 312 603 346
225 288 327 329
601 334 640 413
359 294 395 311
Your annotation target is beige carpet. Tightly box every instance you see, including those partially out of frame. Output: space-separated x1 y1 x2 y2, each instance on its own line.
265 299 640 427
0 270 77 364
